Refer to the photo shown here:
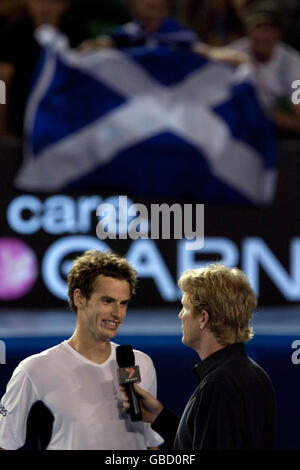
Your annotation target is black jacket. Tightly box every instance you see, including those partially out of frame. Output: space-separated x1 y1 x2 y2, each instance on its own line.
152 343 277 450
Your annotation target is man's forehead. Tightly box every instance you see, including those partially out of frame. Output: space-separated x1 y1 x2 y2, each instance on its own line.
94 275 130 293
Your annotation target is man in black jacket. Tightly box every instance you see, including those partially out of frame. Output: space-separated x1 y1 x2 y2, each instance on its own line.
121 264 277 450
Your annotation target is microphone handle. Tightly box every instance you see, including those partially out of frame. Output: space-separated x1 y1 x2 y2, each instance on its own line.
124 383 142 422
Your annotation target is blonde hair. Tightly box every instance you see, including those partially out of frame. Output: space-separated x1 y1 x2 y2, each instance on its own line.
178 264 256 345
67 250 137 313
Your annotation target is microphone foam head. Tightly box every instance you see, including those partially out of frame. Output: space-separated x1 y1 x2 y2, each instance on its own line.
116 345 135 367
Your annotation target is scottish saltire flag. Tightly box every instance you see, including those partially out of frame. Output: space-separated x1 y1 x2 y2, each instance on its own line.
15 26 277 205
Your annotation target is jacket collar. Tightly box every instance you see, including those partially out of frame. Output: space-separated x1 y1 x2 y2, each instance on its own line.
192 343 247 383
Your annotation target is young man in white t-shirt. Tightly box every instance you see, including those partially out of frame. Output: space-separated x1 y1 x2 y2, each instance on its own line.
229 0 300 135
0 250 163 450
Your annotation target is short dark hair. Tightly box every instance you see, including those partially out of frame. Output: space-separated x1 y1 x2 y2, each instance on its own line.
67 250 137 312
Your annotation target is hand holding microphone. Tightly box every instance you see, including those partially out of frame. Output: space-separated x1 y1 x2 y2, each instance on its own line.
116 345 163 423
120 382 163 424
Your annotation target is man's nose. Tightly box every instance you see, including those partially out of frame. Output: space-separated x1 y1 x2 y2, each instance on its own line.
111 303 123 317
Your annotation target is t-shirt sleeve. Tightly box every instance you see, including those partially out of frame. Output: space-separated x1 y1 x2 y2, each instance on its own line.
0 363 38 450
140 356 164 448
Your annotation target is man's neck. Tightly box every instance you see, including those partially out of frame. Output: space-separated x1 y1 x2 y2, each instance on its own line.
196 334 224 361
67 332 111 364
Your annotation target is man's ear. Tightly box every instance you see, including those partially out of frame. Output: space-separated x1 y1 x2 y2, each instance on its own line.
199 310 210 330
73 288 84 310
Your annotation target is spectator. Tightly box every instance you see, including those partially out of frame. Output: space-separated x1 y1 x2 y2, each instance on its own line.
79 0 249 66
229 0 300 135
182 0 245 46
79 0 197 51
0 0 89 139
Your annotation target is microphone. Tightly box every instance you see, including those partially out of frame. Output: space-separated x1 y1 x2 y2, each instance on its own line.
116 345 142 422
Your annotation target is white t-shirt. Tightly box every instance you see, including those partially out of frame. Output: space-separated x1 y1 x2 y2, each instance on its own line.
229 37 300 110
0 341 164 450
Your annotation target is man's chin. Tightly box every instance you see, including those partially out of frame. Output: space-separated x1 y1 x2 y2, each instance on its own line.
90 328 118 343
95 321 122 339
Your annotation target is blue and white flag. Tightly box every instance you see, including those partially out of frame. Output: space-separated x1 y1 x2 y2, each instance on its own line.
15 26 277 205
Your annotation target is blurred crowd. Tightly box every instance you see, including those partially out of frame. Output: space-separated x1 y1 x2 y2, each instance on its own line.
1 0 300 145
